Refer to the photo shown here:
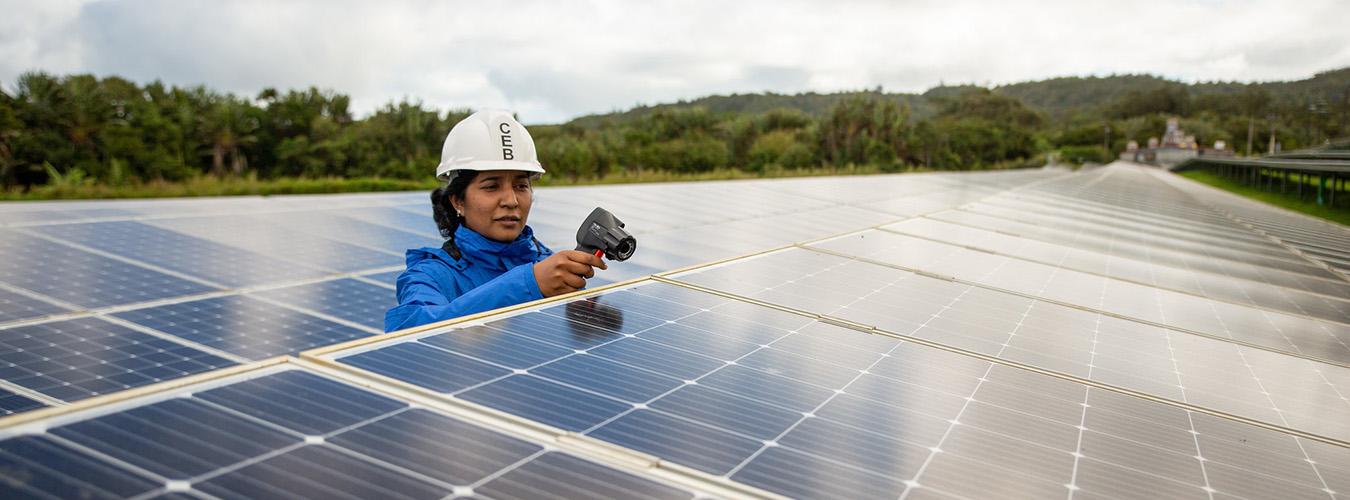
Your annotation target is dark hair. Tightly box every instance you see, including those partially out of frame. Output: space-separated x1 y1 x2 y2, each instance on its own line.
430 170 480 260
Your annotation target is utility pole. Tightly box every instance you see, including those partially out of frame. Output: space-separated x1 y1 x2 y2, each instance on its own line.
1103 124 1111 156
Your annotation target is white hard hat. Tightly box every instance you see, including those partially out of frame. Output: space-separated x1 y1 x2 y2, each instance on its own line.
436 109 545 181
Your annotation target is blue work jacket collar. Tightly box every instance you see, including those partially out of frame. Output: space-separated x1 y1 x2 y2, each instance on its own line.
453 225 541 270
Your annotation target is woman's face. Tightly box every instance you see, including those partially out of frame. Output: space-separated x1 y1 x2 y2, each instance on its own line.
451 170 534 242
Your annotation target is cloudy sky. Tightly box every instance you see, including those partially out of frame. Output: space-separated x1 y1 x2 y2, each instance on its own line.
3 0 1349 124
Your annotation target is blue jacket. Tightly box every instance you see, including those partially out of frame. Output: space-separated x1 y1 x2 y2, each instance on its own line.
384 225 554 332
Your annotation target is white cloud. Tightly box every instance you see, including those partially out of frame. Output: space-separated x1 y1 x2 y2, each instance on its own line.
2 0 1348 124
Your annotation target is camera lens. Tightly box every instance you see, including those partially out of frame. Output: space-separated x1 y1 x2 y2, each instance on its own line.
614 239 636 260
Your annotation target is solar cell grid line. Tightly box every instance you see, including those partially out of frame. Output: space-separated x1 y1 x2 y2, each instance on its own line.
964 201 1333 277
1148 167 1350 257
0 283 73 325
807 230 1350 365
111 295 374 360
146 215 405 274
353 269 402 289
666 248 1350 443
319 280 1349 499
961 199 1338 279
928 208 1350 299
1033 186 1257 233
1009 184 1268 238
337 205 443 237
0 208 142 227
724 256 1002 498
0 387 46 416
0 366 703 499
0 229 221 310
249 278 395 331
0 316 237 404
27 220 332 288
256 209 444 254
983 193 1273 249
880 218 1350 325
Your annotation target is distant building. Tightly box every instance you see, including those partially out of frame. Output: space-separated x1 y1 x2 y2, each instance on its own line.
1120 117 1228 167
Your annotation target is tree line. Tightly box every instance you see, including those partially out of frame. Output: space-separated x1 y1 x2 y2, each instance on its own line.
2 69 1347 191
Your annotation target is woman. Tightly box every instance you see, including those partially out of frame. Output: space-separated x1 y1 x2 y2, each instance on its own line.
384 109 606 332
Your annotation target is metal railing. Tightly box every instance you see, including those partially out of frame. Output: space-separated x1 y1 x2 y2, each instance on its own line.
1175 140 1349 207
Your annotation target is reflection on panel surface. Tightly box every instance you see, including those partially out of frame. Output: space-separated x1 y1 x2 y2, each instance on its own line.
672 248 1350 443
0 367 697 499
809 229 1350 363
0 169 1056 411
325 281 1349 499
112 295 374 360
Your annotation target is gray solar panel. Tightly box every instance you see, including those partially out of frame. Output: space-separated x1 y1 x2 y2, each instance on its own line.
668 247 1350 442
316 280 1349 499
0 366 703 499
1 163 1346 499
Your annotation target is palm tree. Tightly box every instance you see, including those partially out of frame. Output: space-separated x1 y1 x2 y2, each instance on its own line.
200 96 258 176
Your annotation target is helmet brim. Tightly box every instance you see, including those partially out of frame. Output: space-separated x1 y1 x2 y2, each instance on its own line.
436 160 546 181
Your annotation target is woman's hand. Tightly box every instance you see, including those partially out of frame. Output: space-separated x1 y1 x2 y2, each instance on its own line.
533 250 608 297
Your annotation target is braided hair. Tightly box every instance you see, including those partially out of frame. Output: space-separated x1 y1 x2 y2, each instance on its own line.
430 170 480 260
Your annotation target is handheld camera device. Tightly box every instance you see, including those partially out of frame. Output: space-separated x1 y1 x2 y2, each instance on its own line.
575 207 636 261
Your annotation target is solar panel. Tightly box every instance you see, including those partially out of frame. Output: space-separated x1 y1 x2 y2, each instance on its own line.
251 278 396 330
883 217 1350 324
0 366 701 499
2 163 1347 499
0 317 236 402
147 215 404 273
927 208 1350 297
318 280 1349 499
0 388 44 416
668 247 1350 442
112 295 375 360
358 270 404 287
0 287 71 324
806 230 1350 364
30 221 331 288
0 229 219 309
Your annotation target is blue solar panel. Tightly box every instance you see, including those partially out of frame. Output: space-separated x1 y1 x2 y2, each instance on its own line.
418 326 573 368
0 317 235 402
148 215 405 273
331 281 1350 499
0 230 219 309
360 270 403 287
263 210 443 253
29 221 329 287
459 375 631 432
0 368 698 498
199 444 448 498
326 408 539 486
0 287 71 324
340 206 441 236
0 388 44 416
0 435 162 498
342 342 510 392
476 451 691 500
251 278 394 330
112 295 372 360
196 370 405 435
53 397 301 479
0 208 139 225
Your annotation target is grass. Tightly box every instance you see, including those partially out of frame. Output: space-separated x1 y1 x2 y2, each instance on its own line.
1177 170 1350 227
0 161 1043 201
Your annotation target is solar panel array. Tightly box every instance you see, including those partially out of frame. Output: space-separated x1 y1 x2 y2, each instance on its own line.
2 162 1348 499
